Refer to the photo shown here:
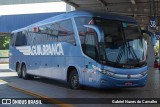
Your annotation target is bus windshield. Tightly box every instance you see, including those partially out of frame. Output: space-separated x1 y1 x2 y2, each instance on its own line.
94 18 146 68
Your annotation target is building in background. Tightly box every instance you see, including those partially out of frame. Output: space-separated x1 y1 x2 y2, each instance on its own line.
0 1 74 62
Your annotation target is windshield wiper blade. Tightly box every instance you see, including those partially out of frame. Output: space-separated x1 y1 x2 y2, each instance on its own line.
127 45 139 64
115 45 125 64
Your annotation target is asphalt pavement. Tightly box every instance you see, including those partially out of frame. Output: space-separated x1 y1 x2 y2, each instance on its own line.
0 64 160 107
0 64 58 107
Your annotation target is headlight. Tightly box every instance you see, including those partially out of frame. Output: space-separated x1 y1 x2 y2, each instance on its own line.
92 65 115 76
92 65 102 71
141 70 148 76
101 70 115 76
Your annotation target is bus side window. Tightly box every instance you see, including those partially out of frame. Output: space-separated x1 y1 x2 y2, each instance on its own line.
10 33 16 47
55 19 75 45
15 32 27 46
84 29 98 60
75 16 98 60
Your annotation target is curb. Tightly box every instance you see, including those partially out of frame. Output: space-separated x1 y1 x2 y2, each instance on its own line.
0 62 9 64
8 83 75 107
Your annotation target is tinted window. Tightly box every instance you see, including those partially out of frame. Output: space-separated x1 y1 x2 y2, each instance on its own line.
29 19 75 45
75 16 98 60
15 32 27 46
75 16 94 36
26 31 58 45
84 30 98 60
10 34 16 46
56 19 75 44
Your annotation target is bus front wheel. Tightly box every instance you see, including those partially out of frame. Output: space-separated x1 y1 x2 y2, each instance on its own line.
68 70 81 90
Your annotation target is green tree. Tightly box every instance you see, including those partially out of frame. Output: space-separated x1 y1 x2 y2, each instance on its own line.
154 42 159 55
0 35 10 50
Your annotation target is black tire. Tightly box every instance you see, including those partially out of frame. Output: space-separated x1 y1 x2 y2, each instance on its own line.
68 70 81 90
21 64 29 80
21 64 34 80
16 63 22 78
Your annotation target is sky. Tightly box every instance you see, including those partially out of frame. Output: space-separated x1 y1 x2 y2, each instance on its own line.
0 2 67 15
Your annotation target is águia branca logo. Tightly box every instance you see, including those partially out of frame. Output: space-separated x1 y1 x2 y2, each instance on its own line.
16 43 64 56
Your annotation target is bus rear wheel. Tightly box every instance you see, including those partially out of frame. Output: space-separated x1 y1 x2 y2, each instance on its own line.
16 63 22 78
22 64 30 80
68 70 81 90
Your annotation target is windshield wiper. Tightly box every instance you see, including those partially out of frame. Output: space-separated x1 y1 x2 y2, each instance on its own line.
127 45 140 64
115 45 125 64
115 43 139 66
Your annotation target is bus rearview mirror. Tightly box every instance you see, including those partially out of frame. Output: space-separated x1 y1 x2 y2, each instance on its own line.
84 25 104 42
141 30 156 46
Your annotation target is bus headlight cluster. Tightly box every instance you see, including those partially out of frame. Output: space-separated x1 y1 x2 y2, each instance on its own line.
140 70 148 76
92 65 102 71
100 70 115 76
100 69 148 79
91 65 147 79
92 65 115 76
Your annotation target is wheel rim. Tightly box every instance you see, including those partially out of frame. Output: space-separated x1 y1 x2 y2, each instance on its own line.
71 74 79 88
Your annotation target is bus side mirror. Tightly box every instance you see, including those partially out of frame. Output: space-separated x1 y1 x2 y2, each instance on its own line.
141 30 156 46
151 35 156 46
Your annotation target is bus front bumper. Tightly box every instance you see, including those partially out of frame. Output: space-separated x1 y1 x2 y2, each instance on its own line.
98 74 147 88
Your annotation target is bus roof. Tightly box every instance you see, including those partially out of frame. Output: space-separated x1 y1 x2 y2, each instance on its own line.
12 11 137 33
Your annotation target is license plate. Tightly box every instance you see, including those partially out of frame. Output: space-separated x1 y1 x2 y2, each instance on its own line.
125 82 133 86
